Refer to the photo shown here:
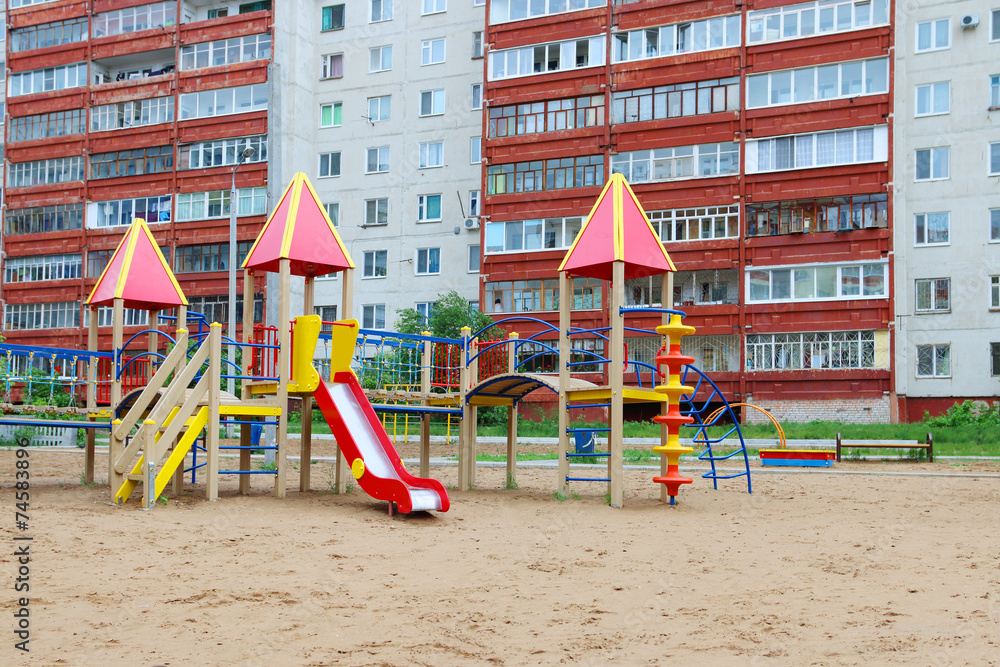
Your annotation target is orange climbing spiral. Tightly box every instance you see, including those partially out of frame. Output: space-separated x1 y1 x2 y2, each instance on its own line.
652 314 696 505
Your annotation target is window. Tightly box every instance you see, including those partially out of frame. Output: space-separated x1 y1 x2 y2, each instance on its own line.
485 277 602 313
747 194 887 235
180 33 271 70
746 59 888 109
91 97 174 131
746 126 887 173
365 198 388 225
174 241 253 273
321 102 343 128
319 152 342 178
992 75 1000 108
11 17 87 52
422 0 446 14
89 196 172 227
325 203 340 227
992 276 1000 308
371 0 392 22
420 89 446 116
916 19 950 53
915 82 950 116
471 137 482 163
416 248 441 275
994 9 1000 41
992 342 1000 376
4 204 84 236
469 190 480 216
8 157 85 188
915 278 950 312
315 307 338 328
490 0 603 23
991 209 1000 241
179 83 268 119
419 142 445 168
422 38 446 65
175 187 267 221
747 262 887 302
473 31 483 58
650 206 740 242
4 302 80 331
418 195 442 222
916 344 950 377
208 8 228 19
471 84 483 110
915 147 949 180
322 4 345 30
914 212 949 246
612 80 737 125
747 0 890 44
322 54 344 79
368 96 391 122
186 294 263 324
366 147 390 174
363 250 388 278
612 144 739 182
485 217 584 253
370 46 392 72
414 302 436 327
468 245 480 273
491 95 605 136
4 254 82 284
10 110 85 142
489 156 603 194
613 16 741 63
990 142 1000 175
178 136 267 170
87 249 114 277
9 63 87 97
89 146 173 179
490 36 605 80
746 331 877 371
362 304 386 329
238 1 271 12
92 3 177 38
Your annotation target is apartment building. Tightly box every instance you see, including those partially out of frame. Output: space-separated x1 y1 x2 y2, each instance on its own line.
482 0 895 422
2 0 273 356
893 1 1000 421
302 0 486 330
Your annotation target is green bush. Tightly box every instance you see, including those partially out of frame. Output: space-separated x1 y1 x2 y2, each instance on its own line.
923 400 1000 427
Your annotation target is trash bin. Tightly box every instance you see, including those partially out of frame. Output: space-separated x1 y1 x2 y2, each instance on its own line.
250 422 264 447
574 430 595 454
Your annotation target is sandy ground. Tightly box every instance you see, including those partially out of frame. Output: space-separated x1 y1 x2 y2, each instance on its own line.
0 445 998 667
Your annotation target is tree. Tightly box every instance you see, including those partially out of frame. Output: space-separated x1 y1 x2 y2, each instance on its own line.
395 290 501 340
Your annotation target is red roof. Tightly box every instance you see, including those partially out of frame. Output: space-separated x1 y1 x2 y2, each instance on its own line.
86 218 187 311
558 173 676 281
242 172 355 277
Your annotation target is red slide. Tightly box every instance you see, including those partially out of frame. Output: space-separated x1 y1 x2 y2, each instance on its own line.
312 371 449 513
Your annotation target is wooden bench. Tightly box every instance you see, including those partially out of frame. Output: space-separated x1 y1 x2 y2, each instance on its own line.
835 432 933 462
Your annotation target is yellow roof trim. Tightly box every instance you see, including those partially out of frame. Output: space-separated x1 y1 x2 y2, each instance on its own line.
301 174 356 269
280 173 304 257
241 174 297 269
620 177 676 272
139 218 188 305
114 223 141 299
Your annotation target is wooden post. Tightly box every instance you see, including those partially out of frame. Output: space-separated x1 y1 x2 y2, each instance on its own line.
206 323 222 501
458 326 471 490
240 269 255 494
85 308 98 484
506 332 519 487
109 297 125 492
557 272 571 494
419 331 432 478
660 271 673 503
335 268 354 493
141 418 157 510
147 309 157 383
609 261 625 508
172 432 184 496
275 259 291 497
467 330 479 490
300 276 315 492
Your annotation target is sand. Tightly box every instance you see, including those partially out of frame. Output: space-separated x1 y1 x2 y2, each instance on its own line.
0 446 998 666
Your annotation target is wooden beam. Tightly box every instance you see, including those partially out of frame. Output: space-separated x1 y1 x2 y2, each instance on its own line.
109 298 125 493
609 261 625 508
206 323 222 501
85 309 98 485
300 276 314 492
506 332 519 487
275 259 291 498
557 272 571 494
458 326 471 490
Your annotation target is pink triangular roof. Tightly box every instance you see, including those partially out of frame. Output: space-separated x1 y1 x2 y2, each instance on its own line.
559 173 675 281
242 172 355 276
86 218 187 310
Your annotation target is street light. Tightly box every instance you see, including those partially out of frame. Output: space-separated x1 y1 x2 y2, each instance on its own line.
228 145 255 409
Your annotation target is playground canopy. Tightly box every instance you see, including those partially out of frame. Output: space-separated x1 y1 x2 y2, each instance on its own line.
558 172 676 281
242 171 355 277
86 217 187 311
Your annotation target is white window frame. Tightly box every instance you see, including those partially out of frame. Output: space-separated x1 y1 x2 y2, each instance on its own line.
362 250 388 279
915 81 950 117
415 302 435 325
991 75 1000 108
471 136 482 164
365 146 390 174
468 245 480 273
612 16 741 64
915 278 950 313
745 125 887 174
419 89 446 116
612 143 741 182
422 0 446 15
746 58 889 109
321 53 343 80
993 9 1000 41
415 247 441 275
490 0 603 23
365 198 388 226
175 187 267 222
989 141 1000 176
471 83 483 110
914 212 950 246
370 0 392 23
746 261 888 303
489 36 606 81
747 0 890 45
473 30 484 58
916 343 951 378
990 209 1000 242
324 202 340 227
179 83 268 120
417 194 442 222
369 45 392 73
318 151 342 178
915 18 951 53
320 102 342 128
368 95 391 122
469 190 480 216
991 275 1000 308
421 38 446 66
419 141 444 168
915 146 949 181
362 304 386 329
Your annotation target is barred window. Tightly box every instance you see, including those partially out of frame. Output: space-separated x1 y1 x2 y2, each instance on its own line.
747 194 888 236
746 331 876 371
11 17 87 52
174 241 253 273
915 278 950 312
8 157 85 188
179 83 268 120
4 302 81 330
92 2 177 38
611 78 740 124
4 254 82 284
488 156 603 194
10 110 86 142
176 187 267 221
489 96 605 137
612 144 738 182
90 146 173 179
178 136 267 170
650 206 739 242
90 97 173 132
4 204 84 236
916 344 950 377
9 63 87 97
89 196 172 228
180 33 271 70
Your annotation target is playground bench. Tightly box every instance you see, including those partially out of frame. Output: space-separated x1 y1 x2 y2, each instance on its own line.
835 432 933 462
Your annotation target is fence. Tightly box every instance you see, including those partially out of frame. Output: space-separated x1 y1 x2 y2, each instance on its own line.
0 424 76 447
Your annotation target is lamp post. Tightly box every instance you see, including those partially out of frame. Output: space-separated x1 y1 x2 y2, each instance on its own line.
228 146 255 411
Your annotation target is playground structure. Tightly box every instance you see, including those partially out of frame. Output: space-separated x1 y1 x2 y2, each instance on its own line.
0 172 752 510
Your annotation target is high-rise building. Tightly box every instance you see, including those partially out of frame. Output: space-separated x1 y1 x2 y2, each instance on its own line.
893 1 1000 421
482 0 895 422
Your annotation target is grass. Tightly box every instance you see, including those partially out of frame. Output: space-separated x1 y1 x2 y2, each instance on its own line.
504 472 519 490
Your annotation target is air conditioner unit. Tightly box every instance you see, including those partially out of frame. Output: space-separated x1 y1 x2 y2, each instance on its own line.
961 14 979 28
464 218 480 230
